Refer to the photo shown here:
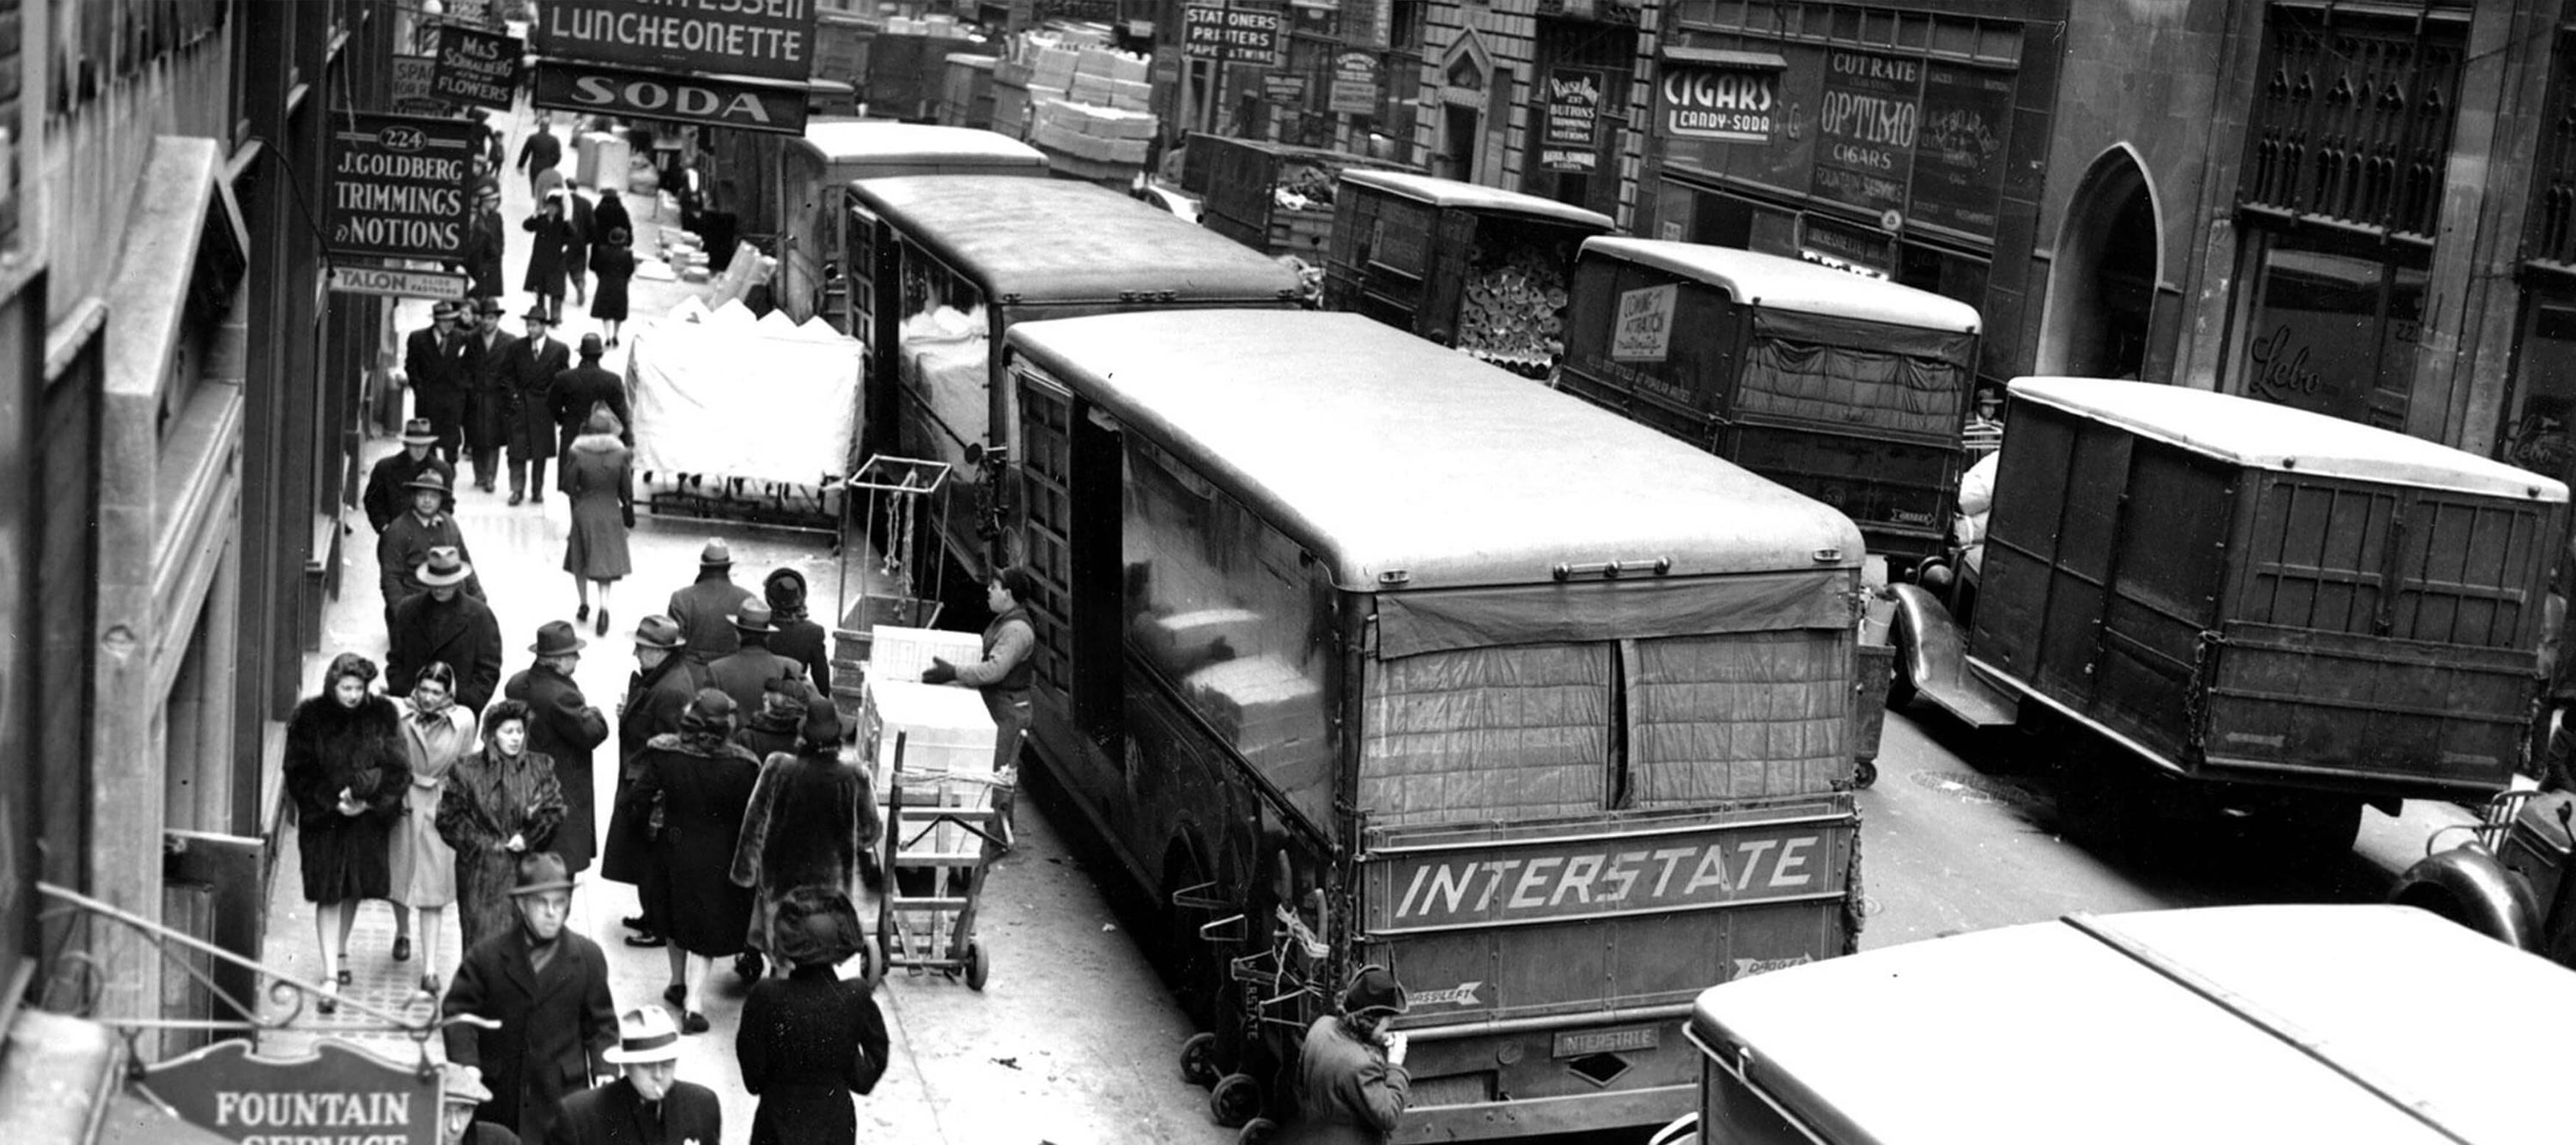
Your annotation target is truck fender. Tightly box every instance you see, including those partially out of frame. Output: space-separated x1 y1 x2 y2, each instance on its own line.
1886 582 1960 692
2389 846 2546 953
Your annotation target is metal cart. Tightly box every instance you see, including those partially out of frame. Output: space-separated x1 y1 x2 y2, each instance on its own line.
864 711 1012 990
831 454 952 724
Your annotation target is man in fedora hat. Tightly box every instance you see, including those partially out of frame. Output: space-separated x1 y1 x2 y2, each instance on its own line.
379 474 487 628
442 852 617 1145
362 417 458 533
665 541 759 664
464 295 520 494
1287 965 1413 1144
524 191 575 323
461 187 507 302
706 600 809 719
405 300 475 465
544 1007 723 1145
504 621 611 874
392 546 506 712
551 333 632 490
604 616 702 948
438 1063 515 1145
505 307 572 506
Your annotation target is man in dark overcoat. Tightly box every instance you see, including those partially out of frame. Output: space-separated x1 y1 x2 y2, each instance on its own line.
443 852 617 1145
391 547 506 712
551 335 632 486
665 541 759 664
515 112 563 200
562 184 596 309
362 419 456 534
706 601 809 718
379 476 486 629
464 296 519 494
542 1007 721 1145
461 188 507 302
504 621 611 874
404 301 474 464
505 308 572 506
605 615 701 948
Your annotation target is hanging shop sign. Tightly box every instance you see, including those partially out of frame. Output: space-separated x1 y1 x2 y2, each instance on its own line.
329 264 471 300
1540 66 1606 173
392 52 441 115
1264 75 1309 104
1184 2 1285 67
433 23 522 110
325 112 476 263
1328 51 1379 115
139 1039 440 1145
534 0 820 84
532 60 810 136
1656 51 1780 144
1809 48 1920 217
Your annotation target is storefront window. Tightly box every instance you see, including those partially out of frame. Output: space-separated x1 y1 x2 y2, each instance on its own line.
2500 294 2576 482
2234 232 2425 431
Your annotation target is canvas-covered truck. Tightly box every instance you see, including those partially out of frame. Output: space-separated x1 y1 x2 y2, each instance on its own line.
1000 309 1868 1142
1895 377 2569 863
1322 171 1615 378
1552 238 1984 565
1187 134 1419 258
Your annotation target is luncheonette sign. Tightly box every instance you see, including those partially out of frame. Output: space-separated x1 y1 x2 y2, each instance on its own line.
325 112 477 262
535 0 820 84
1364 815 1850 933
139 1039 439 1145
1609 283 1677 362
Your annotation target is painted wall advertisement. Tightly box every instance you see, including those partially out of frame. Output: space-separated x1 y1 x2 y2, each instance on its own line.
1655 45 2015 240
325 112 476 263
1540 67 1605 173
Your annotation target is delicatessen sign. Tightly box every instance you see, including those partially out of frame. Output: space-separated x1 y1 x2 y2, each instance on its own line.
325 112 475 262
139 1039 439 1145
535 0 819 83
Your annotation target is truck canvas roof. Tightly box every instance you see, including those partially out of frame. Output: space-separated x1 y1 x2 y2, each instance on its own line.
1005 310 1863 591
848 176 1301 306
2011 377 2567 503
799 119 1045 167
1339 170 1617 231
1690 905 2572 1145
1580 237 1984 334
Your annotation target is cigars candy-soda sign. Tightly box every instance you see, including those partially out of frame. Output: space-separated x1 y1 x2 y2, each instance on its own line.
1364 816 1850 932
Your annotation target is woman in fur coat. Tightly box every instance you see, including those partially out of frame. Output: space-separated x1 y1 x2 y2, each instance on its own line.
283 651 410 1009
435 700 569 953
731 702 879 974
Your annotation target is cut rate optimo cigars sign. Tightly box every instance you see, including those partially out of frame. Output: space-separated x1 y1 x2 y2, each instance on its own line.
325 112 476 262
534 0 819 84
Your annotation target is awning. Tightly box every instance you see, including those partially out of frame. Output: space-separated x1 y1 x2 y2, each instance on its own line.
1659 45 1788 69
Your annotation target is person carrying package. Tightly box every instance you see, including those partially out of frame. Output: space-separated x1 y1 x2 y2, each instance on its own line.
920 566 1036 838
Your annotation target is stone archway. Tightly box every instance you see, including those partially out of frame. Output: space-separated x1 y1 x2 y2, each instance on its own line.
2038 147 2161 380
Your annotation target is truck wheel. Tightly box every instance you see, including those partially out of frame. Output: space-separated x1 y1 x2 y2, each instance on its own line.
1886 623 1919 712
1180 1033 1221 1087
1209 1073 1262 1129
1237 1118 1279 1145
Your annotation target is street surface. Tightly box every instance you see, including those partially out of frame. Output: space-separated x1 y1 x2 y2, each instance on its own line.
250 83 2494 1145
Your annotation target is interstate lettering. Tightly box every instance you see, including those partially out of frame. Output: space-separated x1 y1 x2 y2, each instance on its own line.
1377 827 1837 931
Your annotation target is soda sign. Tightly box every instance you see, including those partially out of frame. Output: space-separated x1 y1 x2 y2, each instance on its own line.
1363 814 1851 933
532 60 809 136
1658 60 1777 143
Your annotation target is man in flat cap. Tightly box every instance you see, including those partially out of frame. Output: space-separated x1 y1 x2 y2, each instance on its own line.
438 1063 516 1145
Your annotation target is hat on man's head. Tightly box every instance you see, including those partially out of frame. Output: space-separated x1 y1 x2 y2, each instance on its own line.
440 1063 492 1106
529 620 587 657
602 1007 685 1064
799 698 842 751
579 332 605 358
763 567 808 612
630 615 686 651
405 470 452 494
399 417 440 445
522 306 551 325
476 296 505 315
681 688 737 732
1340 964 1408 1018
416 546 473 588
700 539 733 567
506 851 574 898
431 300 462 319
730 600 775 633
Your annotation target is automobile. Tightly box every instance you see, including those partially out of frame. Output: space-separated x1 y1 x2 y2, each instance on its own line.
2391 785 2576 967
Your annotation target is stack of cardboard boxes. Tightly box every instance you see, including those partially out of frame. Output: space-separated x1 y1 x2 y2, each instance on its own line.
996 35 1156 185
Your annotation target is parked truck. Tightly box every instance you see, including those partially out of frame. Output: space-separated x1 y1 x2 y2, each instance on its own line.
1322 171 1615 378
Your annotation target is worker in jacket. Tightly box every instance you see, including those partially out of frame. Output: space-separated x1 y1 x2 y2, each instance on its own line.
921 566 1036 798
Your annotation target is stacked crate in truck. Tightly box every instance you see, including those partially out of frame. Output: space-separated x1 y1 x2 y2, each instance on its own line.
1193 135 1402 257
939 53 998 128
1029 99 1154 184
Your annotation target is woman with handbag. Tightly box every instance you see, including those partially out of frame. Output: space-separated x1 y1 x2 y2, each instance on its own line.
623 688 762 1033
734 886 890 1145
284 652 410 1013
435 699 568 952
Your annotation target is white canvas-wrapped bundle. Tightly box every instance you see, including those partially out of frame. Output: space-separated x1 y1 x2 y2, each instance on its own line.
623 317 860 485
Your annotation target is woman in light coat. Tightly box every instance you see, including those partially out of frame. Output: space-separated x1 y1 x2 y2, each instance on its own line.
392 661 477 994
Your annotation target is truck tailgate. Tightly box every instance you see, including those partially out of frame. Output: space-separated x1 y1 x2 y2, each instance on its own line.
2196 620 2535 791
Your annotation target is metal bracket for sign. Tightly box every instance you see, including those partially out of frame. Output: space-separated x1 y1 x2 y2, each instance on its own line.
36 881 499 1058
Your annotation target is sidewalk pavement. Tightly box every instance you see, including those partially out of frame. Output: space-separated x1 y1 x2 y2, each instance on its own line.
255 95 1231 1144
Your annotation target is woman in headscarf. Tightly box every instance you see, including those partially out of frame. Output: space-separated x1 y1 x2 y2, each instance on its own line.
283 651 410 1011
624 688 762 1032
732 702 879 973
436 699 568 952
392 661 477 994
734 887 889 1145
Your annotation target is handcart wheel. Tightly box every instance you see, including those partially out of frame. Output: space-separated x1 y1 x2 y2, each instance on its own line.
1208 1072 1262 1130
1854 758 1879 790
858 934 882 991
964 941 990 991
1179 1033 1222 1087
1236 1117 1278 1145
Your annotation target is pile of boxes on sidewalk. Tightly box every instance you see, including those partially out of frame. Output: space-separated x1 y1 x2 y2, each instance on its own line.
991 27 1157 185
